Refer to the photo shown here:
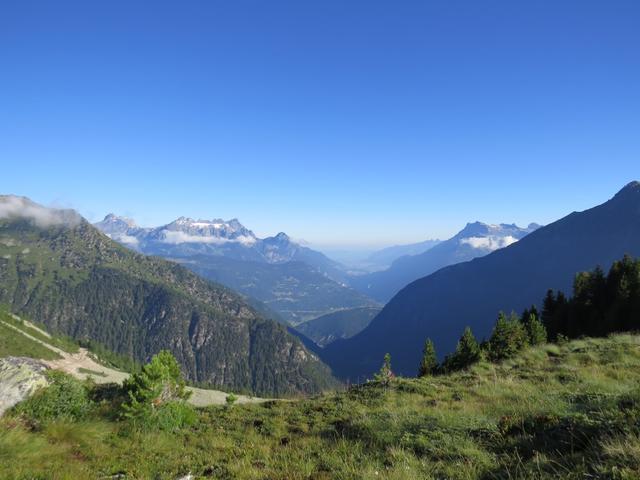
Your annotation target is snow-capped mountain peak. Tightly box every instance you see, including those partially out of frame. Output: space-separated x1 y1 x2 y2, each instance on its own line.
456 222 539 252
94 214 340 267
158 217 257 245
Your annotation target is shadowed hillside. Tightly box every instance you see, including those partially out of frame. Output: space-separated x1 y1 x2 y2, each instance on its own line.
324 182 640 380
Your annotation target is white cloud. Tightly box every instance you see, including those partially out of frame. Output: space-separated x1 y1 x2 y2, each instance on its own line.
460 235 519 251
108 233 140 246
0 196 81 228
160 230 256 246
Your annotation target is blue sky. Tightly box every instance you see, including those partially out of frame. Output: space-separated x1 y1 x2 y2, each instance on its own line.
1 1 639 249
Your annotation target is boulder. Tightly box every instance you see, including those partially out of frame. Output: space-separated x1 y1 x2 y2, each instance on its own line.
0 357 50 416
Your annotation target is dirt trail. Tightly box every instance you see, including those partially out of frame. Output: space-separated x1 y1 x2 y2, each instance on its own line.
1 319 266 406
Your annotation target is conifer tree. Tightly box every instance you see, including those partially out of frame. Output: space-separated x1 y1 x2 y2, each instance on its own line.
442 327 481 372
418 339 437 377
121 350 192 423
487 312 528 361
374 353 393 387
522 312 547 345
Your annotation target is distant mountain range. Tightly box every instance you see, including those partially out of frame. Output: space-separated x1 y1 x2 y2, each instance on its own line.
95 214 344 275
0 196 337 395
322 182 640 381
355 239 441 272
349 222 541 303
95 215 377 324
294 307 382 347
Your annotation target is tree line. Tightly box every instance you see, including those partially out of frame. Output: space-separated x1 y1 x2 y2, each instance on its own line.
409 255 640 378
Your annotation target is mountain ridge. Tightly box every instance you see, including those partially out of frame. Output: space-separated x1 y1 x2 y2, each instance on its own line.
323 182 640 381
95 214 341 269
349 221 540 303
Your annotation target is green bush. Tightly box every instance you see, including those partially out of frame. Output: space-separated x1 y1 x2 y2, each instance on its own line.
13 371 92 424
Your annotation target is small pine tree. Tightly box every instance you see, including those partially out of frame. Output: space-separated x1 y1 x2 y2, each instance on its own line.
121 350 192 426
418 339 437 377
374 353 393 387
522 312 547 345
442 327 481 372
487 312 528 361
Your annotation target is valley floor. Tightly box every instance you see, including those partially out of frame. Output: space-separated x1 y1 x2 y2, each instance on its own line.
2 334 640 478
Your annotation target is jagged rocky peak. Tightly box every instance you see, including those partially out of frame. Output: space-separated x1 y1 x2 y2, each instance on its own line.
457 221 539 239
103 213 136 225
96 213 138 233
259 232 301 263
271 232 291 243
158 216 257 245
453 221 540 252
167 216 251 233
457 221 494 237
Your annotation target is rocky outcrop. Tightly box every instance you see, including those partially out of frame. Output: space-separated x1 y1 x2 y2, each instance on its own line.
0 357 49 416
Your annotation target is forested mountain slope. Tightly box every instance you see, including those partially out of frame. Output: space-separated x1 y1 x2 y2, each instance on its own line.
0 195 337 396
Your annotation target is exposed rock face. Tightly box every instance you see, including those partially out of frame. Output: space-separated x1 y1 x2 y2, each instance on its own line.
0 357 49 416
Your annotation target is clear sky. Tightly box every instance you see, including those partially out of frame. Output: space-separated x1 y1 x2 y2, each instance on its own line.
1 1 639 249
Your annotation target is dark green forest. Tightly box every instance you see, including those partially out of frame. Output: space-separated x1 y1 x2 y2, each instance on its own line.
543 254 640 339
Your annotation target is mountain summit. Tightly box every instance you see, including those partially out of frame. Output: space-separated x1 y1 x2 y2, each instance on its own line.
95 215 336 267
324 182 640 381
612 180 640 201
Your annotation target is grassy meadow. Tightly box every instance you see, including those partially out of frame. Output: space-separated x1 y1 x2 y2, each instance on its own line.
2 334 640 479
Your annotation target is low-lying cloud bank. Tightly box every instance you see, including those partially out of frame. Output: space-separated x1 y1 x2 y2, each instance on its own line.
106 232 140 246
460 235 518 251
0 196 81 228
160 229 256 246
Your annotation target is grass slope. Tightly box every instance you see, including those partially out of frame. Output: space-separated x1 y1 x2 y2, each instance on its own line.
0 321 61 361
0 309 79 354
3 334 640 478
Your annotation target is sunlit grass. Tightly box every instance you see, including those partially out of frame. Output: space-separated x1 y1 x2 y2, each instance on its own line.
3 334 640 478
